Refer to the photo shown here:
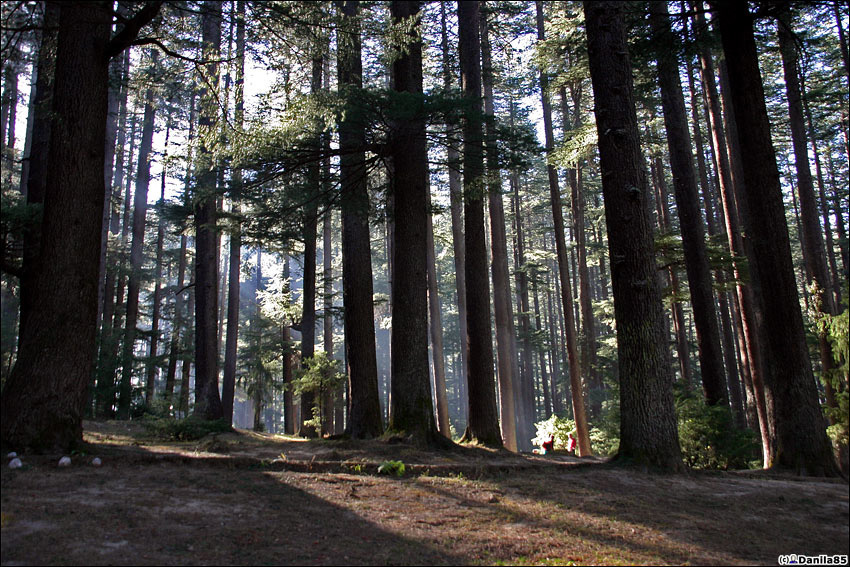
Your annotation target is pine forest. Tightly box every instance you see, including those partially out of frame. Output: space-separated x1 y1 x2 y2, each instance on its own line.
1 1 848 565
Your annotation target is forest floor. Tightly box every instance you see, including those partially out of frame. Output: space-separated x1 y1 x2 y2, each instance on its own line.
1 421 848 566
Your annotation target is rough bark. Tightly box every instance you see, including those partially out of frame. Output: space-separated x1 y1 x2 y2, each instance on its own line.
1 1 154 451
584 0 683 471
193 0 224 421
482 3 519 452
457 0 501 447
650 1 728 407
337 0 383 439
714 0 839 476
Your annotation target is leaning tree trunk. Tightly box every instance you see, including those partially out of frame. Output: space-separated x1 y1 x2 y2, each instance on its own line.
584 0 683 471
713 0 839 476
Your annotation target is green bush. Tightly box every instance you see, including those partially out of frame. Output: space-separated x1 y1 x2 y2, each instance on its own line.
532 413 619 457
675 393 759 470
292 352 345 433
143 416 232 441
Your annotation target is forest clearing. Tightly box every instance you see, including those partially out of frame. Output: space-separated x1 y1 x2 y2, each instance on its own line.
1 421 847 566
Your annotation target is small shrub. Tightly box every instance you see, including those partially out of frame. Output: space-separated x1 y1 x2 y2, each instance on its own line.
676 393 759 470
143 416 232 441
377 460 406 477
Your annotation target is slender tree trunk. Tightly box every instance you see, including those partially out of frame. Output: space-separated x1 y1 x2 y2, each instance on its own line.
457 0 501 447
337 0 383 439
537 0 592 456
165 234 188 410
193 0 224 421
440 1 470 415
222 0 245 426
145 109 171 406
426 185 451 438
714 0 839 476
585 0 682 471
118 54 158 419
481 3 519 452
282 256 295 434
650 1 728 407
179 272 194 418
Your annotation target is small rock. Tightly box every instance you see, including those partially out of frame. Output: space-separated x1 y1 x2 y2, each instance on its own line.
58 456 71 467
91 457 102 467
7 451 17 458
8 458 22 469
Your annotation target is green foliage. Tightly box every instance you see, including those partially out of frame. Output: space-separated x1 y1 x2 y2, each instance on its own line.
814 303 849 446
675 391 760 470
377 460 406 477
533 411 620 457
292 352 345 432
143 416 232 441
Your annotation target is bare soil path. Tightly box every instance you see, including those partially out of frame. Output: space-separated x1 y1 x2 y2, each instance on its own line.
2 421 847 565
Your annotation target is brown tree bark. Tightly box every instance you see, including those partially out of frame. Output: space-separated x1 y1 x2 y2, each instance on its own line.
426 184 451 438
584 0 682 471
1 1 160 450
482 2 519 452
193 0 224 421
457 0 501 447
714 0 839 476
537 0 592 456
650 0 728 407
337 0 383 439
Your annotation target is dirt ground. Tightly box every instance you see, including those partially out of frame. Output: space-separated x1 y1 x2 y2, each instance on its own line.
2 421 848 566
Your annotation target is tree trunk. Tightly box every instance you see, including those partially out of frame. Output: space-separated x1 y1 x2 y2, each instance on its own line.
337 0 383 439
481 2 519 452
440 1 470 418
1 1 158 451
146 109 171 407
426 185 451 438
584 0 682 471
193 0 224 421
537 0 592 457
714 0 839 476
222 0 245 426
387 0 441 446
650 1 728 407
118 51 158 419
457 0 501 447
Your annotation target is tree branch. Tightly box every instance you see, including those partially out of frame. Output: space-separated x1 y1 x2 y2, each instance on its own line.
106 1 163 59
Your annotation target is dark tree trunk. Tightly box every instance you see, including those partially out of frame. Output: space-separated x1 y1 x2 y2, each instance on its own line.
388 0 440 446
650 1 728 407
426 185 451 438
714 0 839 476
584 0 683 471
1 1 159 451
193 0 224 422
537 0 592 456
282 257 295 434
457 0 501 447
482 2 519 452
222 0 246 426
337 0 383 439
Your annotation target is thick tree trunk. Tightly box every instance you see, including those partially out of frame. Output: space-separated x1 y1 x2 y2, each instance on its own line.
714 0 839 476
388 0 441 446
1 2 152 451
337 0 383 439
537 1 592 456
457 0 501 447
193 0 224 422
584 0 682 471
